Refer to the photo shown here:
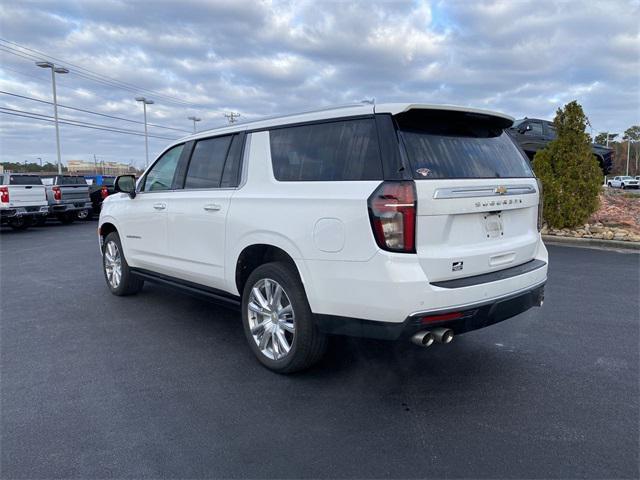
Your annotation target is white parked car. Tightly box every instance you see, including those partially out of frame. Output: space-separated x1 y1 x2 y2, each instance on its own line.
99 103 548 373
607 176 639 189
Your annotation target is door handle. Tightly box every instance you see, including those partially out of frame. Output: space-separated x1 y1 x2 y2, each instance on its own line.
153 202 166 210
203 204 221 212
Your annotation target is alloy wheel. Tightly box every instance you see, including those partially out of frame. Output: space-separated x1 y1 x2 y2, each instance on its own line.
104 241 122 288
247 278 295 360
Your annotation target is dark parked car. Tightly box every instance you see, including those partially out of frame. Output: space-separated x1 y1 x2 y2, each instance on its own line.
509 118 613 174
85 175 116 217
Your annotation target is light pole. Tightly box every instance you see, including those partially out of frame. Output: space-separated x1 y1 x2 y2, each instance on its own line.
188 116 201 133
626 138 631 176
36 61 68 174
135 96 154 169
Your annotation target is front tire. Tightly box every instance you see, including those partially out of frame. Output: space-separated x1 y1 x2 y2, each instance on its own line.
102 232 144 296
242 262 327 373
76 209 89 220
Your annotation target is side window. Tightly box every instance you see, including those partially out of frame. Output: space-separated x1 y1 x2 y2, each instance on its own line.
269 119 382 181
221 134 245 188
184 136 232 189
525 121 543 136
143 144 184 192
545 123 557 139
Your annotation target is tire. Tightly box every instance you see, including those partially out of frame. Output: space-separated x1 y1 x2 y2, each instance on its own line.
57 213 75 224
607 183 612 187
9 216 31 231
102 231 144 296
76 209 90 220
241 262 327 373
34 216 47 227
621 184 626 189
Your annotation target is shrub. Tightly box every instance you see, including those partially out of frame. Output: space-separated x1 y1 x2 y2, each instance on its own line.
533 101 602 228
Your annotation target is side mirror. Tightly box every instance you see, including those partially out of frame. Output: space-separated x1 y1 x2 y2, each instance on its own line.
114 175 137 199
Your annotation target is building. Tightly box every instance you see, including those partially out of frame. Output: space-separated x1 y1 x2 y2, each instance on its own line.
67 159 135 175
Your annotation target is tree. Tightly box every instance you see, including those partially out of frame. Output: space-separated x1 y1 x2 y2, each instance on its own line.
533 101 602 229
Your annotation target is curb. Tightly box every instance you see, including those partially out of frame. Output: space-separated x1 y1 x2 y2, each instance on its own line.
542 235 640 252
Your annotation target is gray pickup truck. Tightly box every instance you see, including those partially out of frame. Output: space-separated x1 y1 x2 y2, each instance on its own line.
41 175 92 224
0 174 49 230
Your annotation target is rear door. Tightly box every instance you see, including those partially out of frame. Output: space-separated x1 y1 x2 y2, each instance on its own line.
166 133 245 290
395 108 540 283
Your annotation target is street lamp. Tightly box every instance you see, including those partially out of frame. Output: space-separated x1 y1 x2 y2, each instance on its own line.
36 61 68 174
135 96 154 169
188 116 201 133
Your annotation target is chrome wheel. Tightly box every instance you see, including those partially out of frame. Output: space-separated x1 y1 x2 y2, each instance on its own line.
247 278 295 360
104 240 122 289
77 209 89 220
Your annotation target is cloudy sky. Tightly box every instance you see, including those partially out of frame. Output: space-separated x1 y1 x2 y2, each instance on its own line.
0 0 638 168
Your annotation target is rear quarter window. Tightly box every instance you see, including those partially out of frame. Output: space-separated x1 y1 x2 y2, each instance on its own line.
396 110 533 179
269 119 382 181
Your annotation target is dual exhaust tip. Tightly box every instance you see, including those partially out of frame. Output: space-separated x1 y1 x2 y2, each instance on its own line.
411 328 454 348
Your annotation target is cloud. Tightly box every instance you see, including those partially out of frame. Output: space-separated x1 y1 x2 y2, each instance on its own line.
0 0 638 166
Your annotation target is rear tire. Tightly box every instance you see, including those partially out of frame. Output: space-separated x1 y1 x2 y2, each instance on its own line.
621 184 626 189
241 262 327 373
58 213 75 224
9 216 30 231
34 216 47 227
102 231 144 296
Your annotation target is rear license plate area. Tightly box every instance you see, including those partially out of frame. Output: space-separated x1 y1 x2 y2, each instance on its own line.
483 212 503 238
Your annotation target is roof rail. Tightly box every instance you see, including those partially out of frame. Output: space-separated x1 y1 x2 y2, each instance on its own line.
195 102 369 135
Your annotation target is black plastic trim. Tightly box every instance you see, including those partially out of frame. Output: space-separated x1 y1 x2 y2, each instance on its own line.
130 268 241 309
430 259 546 289
315 283 545 340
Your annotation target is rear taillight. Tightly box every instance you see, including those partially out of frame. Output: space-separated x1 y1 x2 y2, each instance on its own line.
536 178 544 231
52 186 61 201
100 186 109 199
368 181 416 253
0 186 9 203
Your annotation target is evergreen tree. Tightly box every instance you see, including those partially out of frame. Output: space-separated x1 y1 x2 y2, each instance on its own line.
533 101 602 228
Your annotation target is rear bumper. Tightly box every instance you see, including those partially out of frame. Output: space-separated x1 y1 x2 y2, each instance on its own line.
0 206 49 220
315 282 545 340
50 202 91 213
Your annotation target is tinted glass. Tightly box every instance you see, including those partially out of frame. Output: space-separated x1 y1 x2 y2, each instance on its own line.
143 144 184 191
546 124 557 139
59 176 87 185
185 136 232 189
269 119 382 181
9 175 42 185
221 134 244 188
398 112 533 179
525 122 543 136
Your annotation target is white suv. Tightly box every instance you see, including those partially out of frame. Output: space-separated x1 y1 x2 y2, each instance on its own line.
99 103 548 373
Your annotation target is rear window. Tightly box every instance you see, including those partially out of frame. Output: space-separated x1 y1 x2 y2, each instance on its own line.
396 110 533 179
58 176 88 185
269 119 382 181
8 175 42 185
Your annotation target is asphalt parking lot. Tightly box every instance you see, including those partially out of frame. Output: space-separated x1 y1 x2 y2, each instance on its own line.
1 221 638 479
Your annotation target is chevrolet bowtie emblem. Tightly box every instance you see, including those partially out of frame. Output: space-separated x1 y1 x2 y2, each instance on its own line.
494 186 508 195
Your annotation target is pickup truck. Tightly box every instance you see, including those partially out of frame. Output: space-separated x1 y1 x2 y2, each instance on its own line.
0 173 49 230
509 118 614 174
607 176 639 189
41 175 92 224
85 175 116 217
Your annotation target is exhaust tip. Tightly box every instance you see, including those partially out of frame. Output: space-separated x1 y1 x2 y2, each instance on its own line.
432 328 454 344
411 331 435 348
